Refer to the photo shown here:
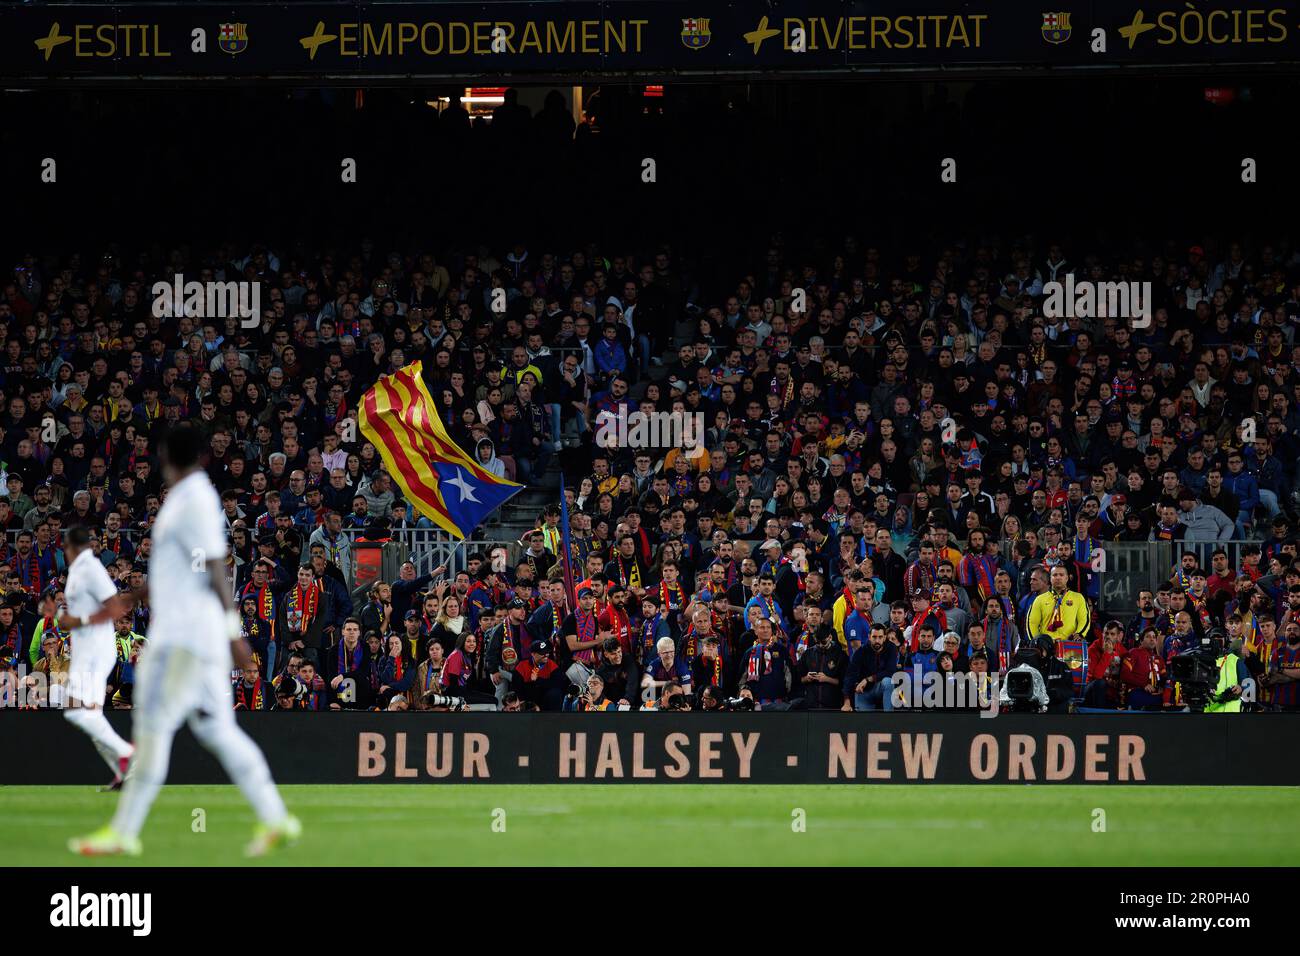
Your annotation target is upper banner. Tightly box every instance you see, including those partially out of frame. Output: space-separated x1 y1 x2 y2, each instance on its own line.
4 1 1300 81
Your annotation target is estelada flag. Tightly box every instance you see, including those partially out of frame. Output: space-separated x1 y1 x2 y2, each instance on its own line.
358 361 523 539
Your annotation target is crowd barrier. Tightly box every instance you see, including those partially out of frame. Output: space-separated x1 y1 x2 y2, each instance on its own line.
5 711 1297 786
3 525 1278 617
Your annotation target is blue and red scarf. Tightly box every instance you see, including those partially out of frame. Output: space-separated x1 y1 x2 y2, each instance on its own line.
983 616 1014 670
745 642 773 682
234 677 266 710
962 553 997 603
337 641 364 676
573 609 598 665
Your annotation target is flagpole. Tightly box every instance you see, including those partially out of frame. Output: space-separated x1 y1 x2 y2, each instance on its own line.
559 473 576 608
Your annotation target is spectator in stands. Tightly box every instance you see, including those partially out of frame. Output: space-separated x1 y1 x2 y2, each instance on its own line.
326 619 372 710
440 630 495 706
280 563 327 671
642 635 691 703
845 625 898 711
1083 620 1128 709
376 633 415 710
1176 487 1234 543
510 638 566 711
297 659 327 711
9 231 1300 722
797 625 847 709
426 588 466 657
233 663 274 711
596 637 640 709
414 640 446 710
1122 628 1168 711
741 617 793 709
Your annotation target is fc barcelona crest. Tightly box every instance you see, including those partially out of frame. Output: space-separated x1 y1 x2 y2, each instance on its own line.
218 22 249 55
681 18 711 49
1041 12 1071 43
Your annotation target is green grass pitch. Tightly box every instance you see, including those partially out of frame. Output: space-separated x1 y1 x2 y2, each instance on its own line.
5 785 1297 866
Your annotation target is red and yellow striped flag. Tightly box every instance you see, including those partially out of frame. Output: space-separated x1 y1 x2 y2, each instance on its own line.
358 361 522 538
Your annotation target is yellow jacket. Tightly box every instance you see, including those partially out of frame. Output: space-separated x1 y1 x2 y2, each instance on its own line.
936 545 964 569
1027 589 1090 641
831 592 851 651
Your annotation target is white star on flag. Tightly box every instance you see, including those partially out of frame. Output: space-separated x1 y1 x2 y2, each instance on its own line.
444 470 480 504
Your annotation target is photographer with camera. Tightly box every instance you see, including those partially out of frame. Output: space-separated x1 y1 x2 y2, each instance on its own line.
501 691 536 713
692 684 758 712
562 671 617 712
698 685 724 711
1164 626 1248 713
999 636 1073 713
643 680 691 712
1202 631 1248 714
1035 636 1075 713
998 642 1049 712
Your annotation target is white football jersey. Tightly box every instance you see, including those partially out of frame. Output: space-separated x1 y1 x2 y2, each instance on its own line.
65 547 118 652
147 470 230 660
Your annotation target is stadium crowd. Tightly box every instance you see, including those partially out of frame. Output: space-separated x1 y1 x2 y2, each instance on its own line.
2 237 1300 715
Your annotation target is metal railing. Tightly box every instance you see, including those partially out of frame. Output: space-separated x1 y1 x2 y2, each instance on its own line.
12 522 1277 615
1095 541 1173 617
3 527 146 547
336 528 463 580
4 524 509 590
1000 538 1272 617
332 532 535 583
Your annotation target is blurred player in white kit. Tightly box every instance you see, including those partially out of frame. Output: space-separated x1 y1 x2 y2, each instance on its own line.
69 427 301 857
57 524 135 790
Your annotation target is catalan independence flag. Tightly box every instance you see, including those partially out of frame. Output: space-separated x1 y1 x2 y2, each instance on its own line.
358 361 523 538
